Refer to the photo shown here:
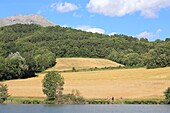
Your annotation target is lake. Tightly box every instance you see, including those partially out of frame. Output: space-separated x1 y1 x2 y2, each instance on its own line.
0 104 170 113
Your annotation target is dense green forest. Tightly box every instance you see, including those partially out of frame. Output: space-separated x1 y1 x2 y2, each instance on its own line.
0 24 170 80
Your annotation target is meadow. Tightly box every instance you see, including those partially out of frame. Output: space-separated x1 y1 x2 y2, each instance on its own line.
2 58 170 100
46 58 123 71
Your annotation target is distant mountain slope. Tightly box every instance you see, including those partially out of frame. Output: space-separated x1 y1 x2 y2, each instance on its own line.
47 58 124 71
0 14 56 27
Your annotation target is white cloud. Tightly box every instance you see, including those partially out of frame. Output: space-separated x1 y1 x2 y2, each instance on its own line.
61 24 68 27
137 32 154 39
51 2 78 13
73 12 83 18
76 25 105 34
136 29 162 40
109 32 117 36
86 0 170 18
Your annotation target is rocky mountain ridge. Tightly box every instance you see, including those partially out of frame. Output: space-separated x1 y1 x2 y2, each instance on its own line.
0 14 56 27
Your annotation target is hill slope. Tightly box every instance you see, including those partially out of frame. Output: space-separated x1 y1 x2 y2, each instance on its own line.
0 24 170 81
2 67 170 99
47 58 123 71
0 14 55 27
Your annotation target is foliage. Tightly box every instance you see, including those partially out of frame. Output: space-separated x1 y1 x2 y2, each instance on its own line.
87 99 164 104
34 48 56 72
146 46 170 69
0 24 170 80
123 100 159 104
0 52 35 80
21 99 43 104
63 94 86 104
42 71 64 101
7 97 44 104
87 99 110 104
164 87 170 104
122 53 143 66
62 89 85 104
72 67 77 72
0 83 9 103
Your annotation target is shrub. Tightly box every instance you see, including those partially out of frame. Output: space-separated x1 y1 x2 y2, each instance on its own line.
63 93 86 104
72 67 77 72
0 83 9 103
164 87 170 104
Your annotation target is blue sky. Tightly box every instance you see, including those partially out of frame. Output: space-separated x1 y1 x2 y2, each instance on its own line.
0 0 170 41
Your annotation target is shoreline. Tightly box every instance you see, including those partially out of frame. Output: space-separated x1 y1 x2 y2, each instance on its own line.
3 97 167 105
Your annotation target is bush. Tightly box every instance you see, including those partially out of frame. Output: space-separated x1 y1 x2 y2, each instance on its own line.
87 99 110 104
0 83 9 103
63 93 86 104
20 99 43 104
72 67 77 72
164 87 170 104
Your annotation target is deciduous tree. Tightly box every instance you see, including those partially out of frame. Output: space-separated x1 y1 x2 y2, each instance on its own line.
42 71 64 101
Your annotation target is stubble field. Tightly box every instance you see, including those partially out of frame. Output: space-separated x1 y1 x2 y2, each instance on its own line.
3 66 170 99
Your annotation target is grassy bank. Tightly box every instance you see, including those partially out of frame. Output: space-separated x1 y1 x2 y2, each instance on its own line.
4 94 86 104
4 97 45 104
3 97 167 105
87 99 167 104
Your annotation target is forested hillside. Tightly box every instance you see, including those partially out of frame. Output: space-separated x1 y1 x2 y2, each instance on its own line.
0 24 170 80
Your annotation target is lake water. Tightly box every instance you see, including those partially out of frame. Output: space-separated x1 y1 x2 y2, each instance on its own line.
0 104 170 113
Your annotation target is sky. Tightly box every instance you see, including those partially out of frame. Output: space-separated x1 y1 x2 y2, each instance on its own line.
0 0 170 41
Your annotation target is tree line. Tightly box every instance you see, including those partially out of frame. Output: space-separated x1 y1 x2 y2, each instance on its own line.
0 24 170 80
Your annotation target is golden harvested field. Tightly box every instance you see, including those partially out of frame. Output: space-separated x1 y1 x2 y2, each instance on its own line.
46 58 123 71
2 67 170 99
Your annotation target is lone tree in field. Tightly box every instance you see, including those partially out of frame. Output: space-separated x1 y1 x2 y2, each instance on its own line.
164 87 170 104
42 71 64 101
0 83 9 103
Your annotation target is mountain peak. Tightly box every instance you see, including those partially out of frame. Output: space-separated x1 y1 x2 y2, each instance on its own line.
0 14 56 27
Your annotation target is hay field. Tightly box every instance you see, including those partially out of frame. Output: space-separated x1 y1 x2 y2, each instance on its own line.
46 58 123 71
2 67 170 99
